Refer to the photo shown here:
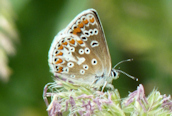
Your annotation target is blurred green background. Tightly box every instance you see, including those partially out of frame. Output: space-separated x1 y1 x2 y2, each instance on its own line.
0 0 172 116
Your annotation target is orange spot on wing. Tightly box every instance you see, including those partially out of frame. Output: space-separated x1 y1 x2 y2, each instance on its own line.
76 27 81 32
57 67 63 73
90 18 95 23
77 40 84 44
56 52 63 56
58 45 63 50
83 19 88 24
69 39 75 44
78 22 84 28
62 41 68 45
73 32 77 35
73 27 81 35
55 58 63 64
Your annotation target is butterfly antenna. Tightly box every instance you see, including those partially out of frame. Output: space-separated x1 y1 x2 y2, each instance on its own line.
113 59 138 81
113 59 133 69
116 69 138 81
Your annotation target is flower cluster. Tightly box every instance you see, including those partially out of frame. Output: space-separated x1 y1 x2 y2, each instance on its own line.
43 80 172 116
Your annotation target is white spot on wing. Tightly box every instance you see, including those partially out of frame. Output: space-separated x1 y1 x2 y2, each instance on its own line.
94 29 98 35
77 57 85 65
71 75 75 78
67 62 74 68
78 48 84 55
63 67 69 73
80 69 85 74
63 48 77 62
83 65 89 70
85 47 90 54
91 58 97 65
90 40 99 47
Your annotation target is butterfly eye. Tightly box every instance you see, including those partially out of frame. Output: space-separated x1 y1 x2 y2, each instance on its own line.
111 69 119 79
113 71 117 77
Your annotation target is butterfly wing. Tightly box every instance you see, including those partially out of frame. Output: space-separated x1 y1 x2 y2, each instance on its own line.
66 9 112 76
48 9 112 85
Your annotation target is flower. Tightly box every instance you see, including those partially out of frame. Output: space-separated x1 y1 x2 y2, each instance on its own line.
43 80 172 116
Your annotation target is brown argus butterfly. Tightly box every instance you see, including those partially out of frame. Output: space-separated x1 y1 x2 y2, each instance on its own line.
48 9 137 90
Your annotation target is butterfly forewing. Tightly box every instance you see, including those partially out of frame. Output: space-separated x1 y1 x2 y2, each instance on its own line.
48 9 112 85
66 9 112 75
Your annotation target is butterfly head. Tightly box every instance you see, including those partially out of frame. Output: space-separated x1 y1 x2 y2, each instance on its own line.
111 68 119 80
111 59 138 81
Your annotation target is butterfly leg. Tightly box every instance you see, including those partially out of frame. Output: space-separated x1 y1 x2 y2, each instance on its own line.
101 82 114 91
101 81 107 92
43 84 50 107
106 84 114 90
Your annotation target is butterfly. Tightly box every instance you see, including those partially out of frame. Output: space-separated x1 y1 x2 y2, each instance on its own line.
48 9 137 90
